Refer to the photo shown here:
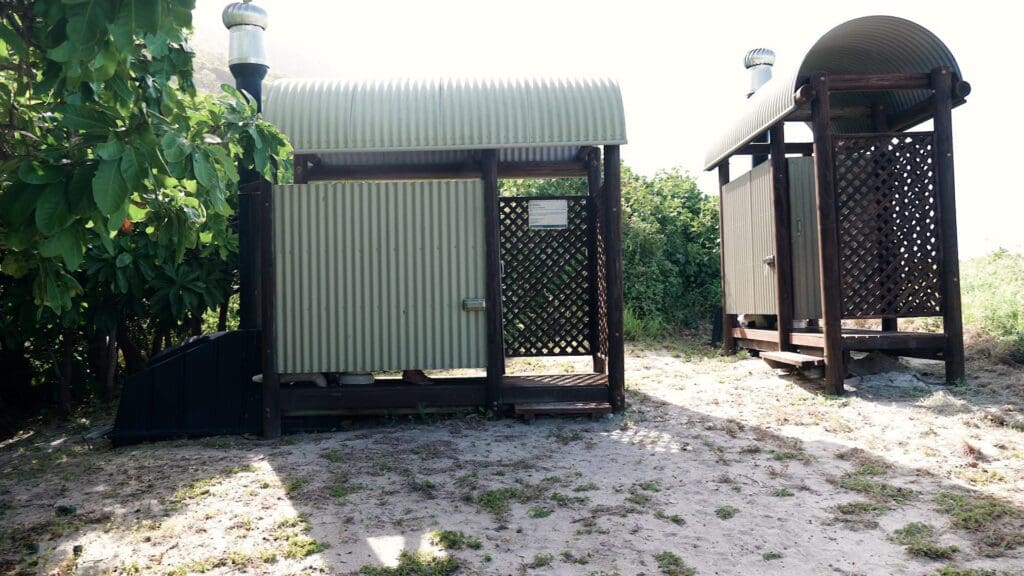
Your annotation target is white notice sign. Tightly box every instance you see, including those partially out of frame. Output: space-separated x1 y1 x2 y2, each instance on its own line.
528 199 568 229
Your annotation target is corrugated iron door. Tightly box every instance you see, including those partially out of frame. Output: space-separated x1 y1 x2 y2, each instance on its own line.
499 196 595 356
273 180 487 373
721 162 777 315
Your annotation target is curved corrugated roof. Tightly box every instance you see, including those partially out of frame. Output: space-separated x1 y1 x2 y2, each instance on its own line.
263 77 627 155
704 15 964 170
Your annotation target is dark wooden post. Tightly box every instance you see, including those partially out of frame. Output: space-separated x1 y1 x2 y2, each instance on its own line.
603 145 625 412
482 149 504 411
810 72 845 394
717 162 736 354
769 123 794 351
259 179 281 438
586 148 606 374
931 67 966 385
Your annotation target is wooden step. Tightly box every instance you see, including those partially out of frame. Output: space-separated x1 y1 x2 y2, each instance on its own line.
514 401 612 422
760 350 825 369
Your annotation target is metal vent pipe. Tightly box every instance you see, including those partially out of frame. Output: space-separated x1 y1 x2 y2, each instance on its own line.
745 48 775 166
224 0 269 331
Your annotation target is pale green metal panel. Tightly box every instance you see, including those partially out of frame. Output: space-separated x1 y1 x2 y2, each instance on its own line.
722 163 777 316
273 180 487 373
789 158 822 320
749 162 777 314
722 173 752 314
263 77 626 154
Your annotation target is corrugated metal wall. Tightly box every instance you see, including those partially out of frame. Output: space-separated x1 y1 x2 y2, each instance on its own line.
722 163 777 316
273 180 487 373
789 158 822 320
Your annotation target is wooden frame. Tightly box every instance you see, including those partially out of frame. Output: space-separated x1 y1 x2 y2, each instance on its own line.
259 146 626 437
714 67 968 394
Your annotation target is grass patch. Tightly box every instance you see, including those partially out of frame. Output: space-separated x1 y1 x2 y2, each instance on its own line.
934 491 1018 530
528 553 554 568
327 478 364 501
273 516 327 559
933 568 1007 576
772 488 794 497
528 506 554 519
715 505 738 520
831 501 889 530
653 551 696 576
771 450 803 462
573 482 600 492
655 510 686 525
477 485 545 516
762 551 783 561
627 492 652 506
358 550 460 576
321 450 343 463
550 491 589 507
835 467 913 504
891 522 959 560
429 530 481 550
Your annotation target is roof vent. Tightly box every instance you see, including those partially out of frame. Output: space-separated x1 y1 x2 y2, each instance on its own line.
223 0 268 67
744 48 775 98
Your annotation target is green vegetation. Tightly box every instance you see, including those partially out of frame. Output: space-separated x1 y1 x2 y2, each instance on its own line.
655 510 686 525
772 488 795 497
321 450 344 463
429 530 482 550
653 551 696 576
890 522 959 559
574 482 600 492
0 0 291 417
961 250 1024 364
714 506 738 520
528 506 554 518
762 551 783 561
477 485 545 516
273 516 327 559
831 501 890 530
528 553 554 568
835 465 913 504
358 551 460 576
934 491 1018 530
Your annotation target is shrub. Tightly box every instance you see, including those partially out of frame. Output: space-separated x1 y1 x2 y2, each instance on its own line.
961 250 1024 364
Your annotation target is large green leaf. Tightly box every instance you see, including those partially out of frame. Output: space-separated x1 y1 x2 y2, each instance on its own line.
58 104 110 133
35 183 73 235
120 146 144 186
18 162 63 184
39 228 85 271
0 22 27 58
92 159 129 215
192 148 215 188
95 138 125 160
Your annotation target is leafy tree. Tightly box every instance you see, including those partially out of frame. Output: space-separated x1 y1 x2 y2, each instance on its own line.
0 0 291 415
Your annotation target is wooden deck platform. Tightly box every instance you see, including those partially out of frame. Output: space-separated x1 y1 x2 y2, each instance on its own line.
733 327 946 358
515 401 612 422
278 373 611 417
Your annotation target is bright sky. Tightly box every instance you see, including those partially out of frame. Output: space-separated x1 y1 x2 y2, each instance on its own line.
194 0 1022 257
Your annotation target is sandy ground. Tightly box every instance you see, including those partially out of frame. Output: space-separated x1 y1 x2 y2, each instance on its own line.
1 339 1023 576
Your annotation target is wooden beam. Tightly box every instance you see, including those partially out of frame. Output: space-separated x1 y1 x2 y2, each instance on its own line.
794 84 815 106
586 148 606 375
481 150 504 411
932 67 966 385
827 73 931 92
735 142 814 156
603 145 625 412
280 379 487 415
810 72 846 395
786 105 872 122
304 161 588 182
293 155 310 184
717 163 736 355
258 179 281 438
769 124 794 352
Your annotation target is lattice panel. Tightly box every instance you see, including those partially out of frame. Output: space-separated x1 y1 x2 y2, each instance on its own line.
500 197 594 356
833 132 943 318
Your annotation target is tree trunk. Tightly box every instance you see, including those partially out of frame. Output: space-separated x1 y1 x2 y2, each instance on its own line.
117 320 146 375
189 313 202 336
217 298 229 332
57 331 74 416
150 326 167 358
105 328 117 400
